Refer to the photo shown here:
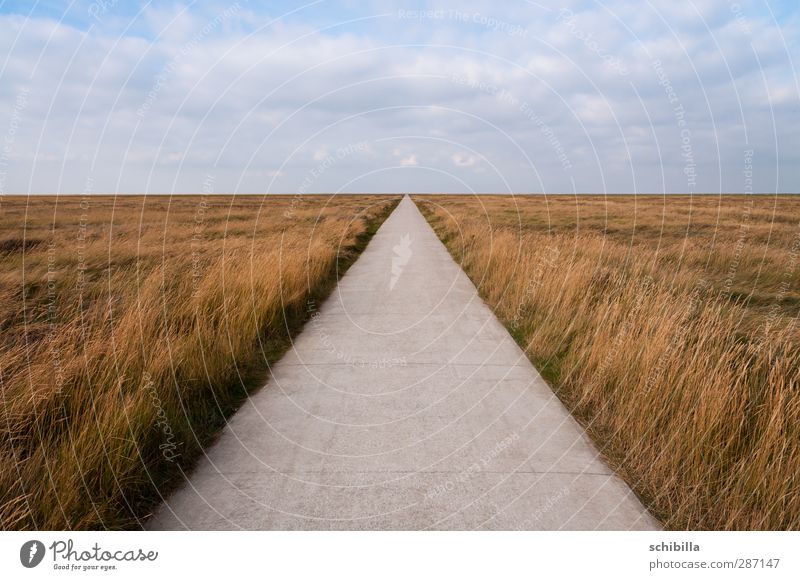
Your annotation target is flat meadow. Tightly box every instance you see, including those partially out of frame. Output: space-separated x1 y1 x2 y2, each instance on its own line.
415 194 800 530
0 194 399 530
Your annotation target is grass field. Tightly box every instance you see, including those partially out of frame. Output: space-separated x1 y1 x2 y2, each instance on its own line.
415 194 800 530
0 194 400 530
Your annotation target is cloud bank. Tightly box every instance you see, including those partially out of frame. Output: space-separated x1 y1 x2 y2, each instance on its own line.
0 0 797 194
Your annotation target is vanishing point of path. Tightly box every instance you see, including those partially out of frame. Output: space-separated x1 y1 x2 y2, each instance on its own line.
149 196 658 530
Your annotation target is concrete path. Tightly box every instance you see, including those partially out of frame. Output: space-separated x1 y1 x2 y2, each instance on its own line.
149 196 658 530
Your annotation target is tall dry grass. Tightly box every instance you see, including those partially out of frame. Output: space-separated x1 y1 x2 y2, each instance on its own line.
415 194 800 530
0 194 399 530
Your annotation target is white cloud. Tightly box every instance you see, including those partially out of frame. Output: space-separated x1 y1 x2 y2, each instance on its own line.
451 152 478 167
399 154 418 167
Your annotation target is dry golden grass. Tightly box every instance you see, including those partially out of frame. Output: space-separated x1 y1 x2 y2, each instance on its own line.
0 194 399 530
415 194 800 530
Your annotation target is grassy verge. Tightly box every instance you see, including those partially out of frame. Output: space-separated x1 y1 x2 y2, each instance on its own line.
0 194 400 530
414 194 800 530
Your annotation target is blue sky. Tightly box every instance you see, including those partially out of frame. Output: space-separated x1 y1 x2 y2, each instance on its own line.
0 0 798 193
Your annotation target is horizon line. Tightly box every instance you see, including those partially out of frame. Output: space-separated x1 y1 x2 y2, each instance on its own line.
2 192 798 197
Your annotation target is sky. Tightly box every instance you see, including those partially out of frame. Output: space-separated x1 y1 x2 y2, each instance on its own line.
0 0 797 194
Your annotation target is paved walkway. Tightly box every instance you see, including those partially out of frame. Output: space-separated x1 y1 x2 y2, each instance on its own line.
149 196 658 530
